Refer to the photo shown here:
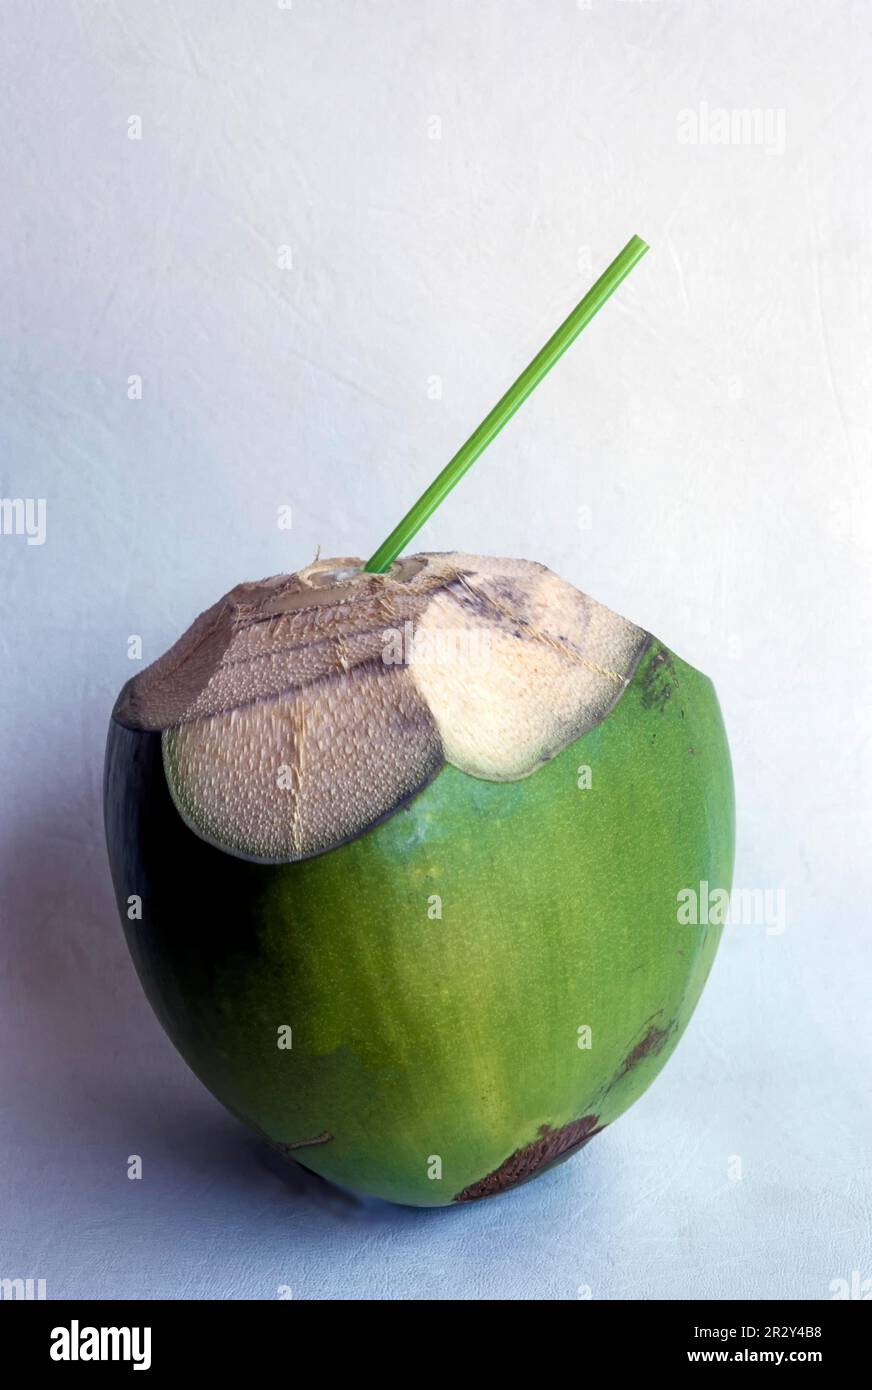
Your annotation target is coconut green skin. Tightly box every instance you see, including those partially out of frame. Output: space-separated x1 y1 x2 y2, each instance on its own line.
104 641 734 1207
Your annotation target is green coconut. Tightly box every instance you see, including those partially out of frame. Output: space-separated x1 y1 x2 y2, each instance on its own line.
104 552 734 1207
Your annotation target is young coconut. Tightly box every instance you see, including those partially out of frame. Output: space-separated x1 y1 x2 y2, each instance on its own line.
103 237 734 1205
105 551 733 1205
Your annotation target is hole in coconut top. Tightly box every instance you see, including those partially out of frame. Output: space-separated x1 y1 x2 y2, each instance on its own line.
308 564 363 586
302 556 425 589
253 554 428 616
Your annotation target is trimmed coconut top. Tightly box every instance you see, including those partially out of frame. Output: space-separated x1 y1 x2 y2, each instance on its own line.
112 553 650 863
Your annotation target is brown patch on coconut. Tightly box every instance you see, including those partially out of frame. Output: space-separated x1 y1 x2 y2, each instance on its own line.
614 1021 677 1081
454 1114 605 1202
112 554 650 862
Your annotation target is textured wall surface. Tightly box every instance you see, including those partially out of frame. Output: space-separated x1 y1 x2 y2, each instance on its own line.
1 0 870 1300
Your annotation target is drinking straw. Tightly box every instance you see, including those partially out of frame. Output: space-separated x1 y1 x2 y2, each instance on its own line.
364 233 649 573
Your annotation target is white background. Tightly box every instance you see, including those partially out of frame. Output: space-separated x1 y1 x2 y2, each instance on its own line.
1 0 870 1299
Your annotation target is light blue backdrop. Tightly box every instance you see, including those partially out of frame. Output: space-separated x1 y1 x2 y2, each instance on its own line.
1 0 870 1300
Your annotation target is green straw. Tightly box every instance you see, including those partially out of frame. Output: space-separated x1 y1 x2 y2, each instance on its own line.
364 232 649 573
